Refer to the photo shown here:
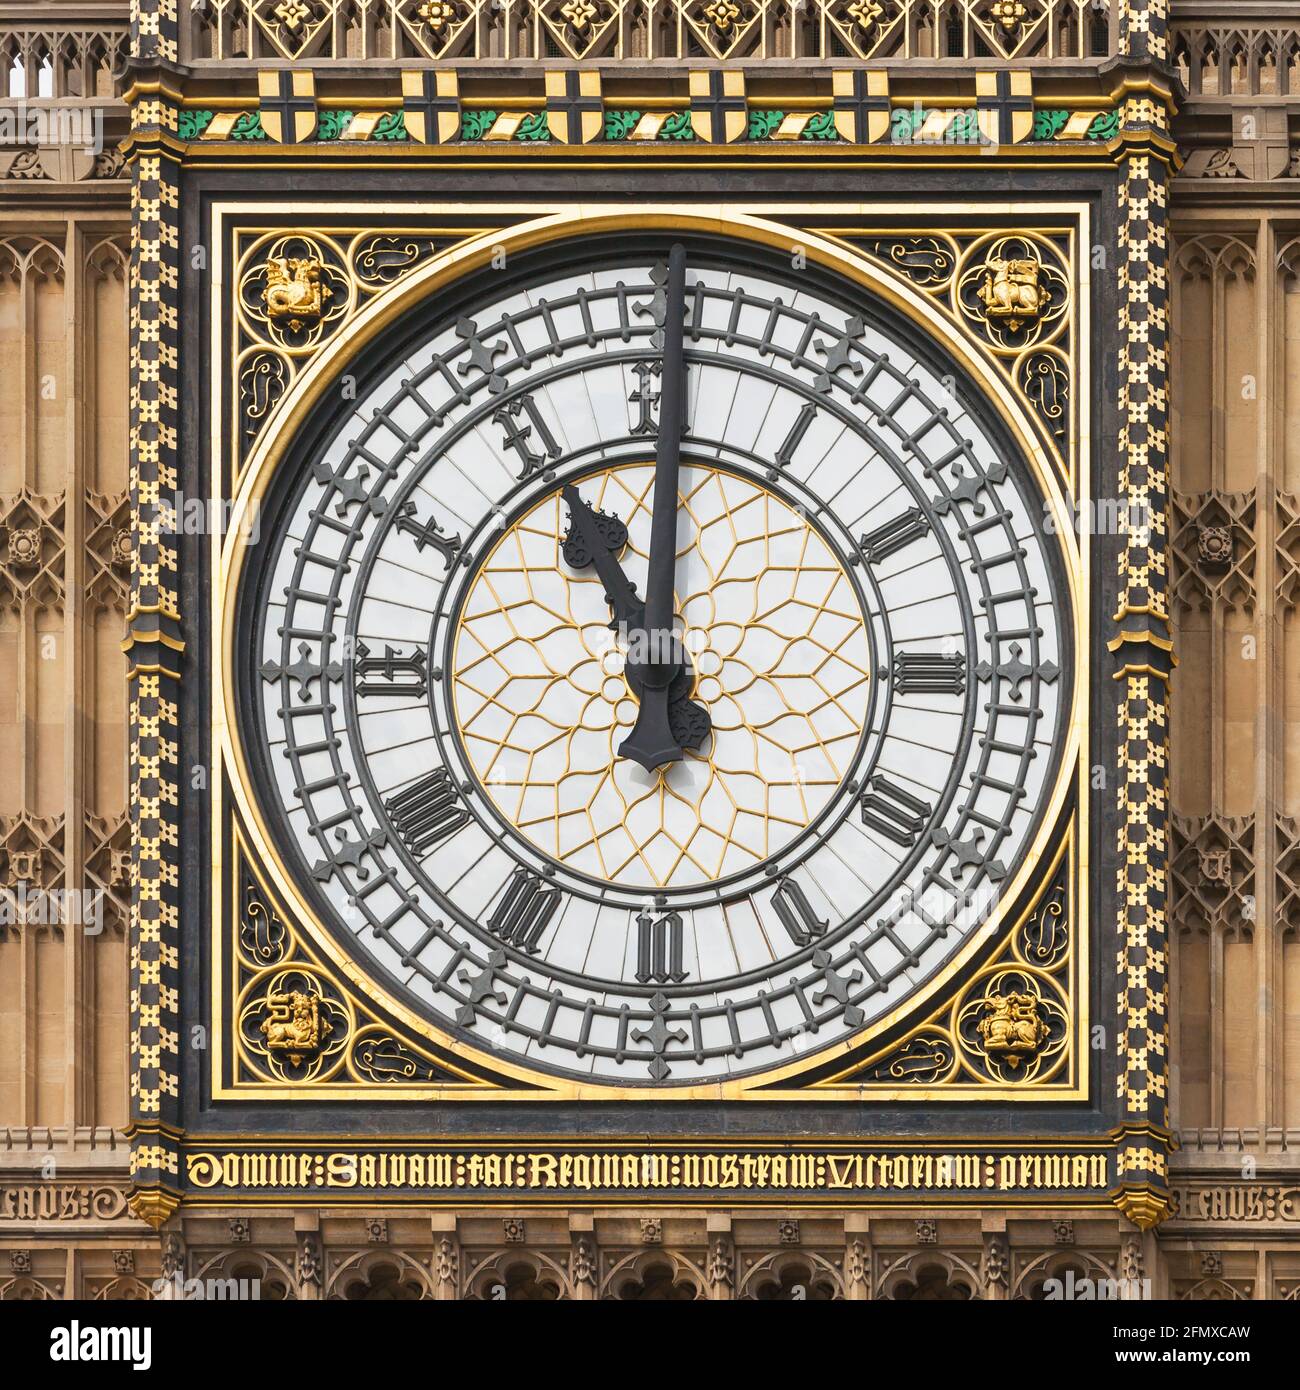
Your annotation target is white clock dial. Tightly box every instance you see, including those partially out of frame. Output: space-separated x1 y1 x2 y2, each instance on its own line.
241 233 1073 1085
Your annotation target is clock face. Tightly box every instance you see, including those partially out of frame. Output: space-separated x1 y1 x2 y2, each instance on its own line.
238 230 1074 1087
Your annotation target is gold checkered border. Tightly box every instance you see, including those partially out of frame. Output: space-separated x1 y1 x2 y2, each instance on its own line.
125 0 185 1231
1111 0 1175 1231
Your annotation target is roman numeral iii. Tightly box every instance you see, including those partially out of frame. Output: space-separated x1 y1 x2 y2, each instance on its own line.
893 651 966 695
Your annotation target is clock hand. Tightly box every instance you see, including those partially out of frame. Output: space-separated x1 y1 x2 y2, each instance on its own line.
560 485 645 632
620 243 698 773
562 484 710 757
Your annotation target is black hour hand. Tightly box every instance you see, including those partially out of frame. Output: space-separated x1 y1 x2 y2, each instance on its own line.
561 485 645 631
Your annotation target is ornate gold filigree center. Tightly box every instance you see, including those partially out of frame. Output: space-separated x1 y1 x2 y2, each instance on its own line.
451 464 873 890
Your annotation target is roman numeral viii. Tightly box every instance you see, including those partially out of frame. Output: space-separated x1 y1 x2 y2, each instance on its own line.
487 867 560 954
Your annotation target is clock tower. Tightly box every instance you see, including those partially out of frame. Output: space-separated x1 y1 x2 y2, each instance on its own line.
10 0 1291 1303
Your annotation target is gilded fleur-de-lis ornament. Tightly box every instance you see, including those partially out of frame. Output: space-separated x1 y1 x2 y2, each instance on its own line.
987 0 1028 32
847 0 884 30
418 0 458 30
273 0 313 33
560 0 598 31
704 0 742 32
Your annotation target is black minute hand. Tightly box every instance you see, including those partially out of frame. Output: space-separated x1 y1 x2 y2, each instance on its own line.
620 243 692 773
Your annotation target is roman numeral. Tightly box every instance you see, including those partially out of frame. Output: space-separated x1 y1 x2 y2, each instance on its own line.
771 877 829 948
859 508 929 564
636 909 686 983
354 642 428 699
893 651 966 695
384 767 469 855
859 775 931 846
629 359 661 436
775 402 818 468
493 395 561 479
393 500 462 569
486 867 561 954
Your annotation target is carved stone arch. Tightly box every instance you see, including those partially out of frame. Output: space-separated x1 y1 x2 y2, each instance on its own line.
328 1249 434 1301
0 1275 59 1300
82 31 116 97
1013 1248 1118 1300
602 1249 707 1301
86 236 129 283
1222 32 1250 94
92 1275 154 1301
1284 33 1300 95
189 1249 296 1300
463 1249 571 1301
876 1250 979 1300
1172 30 1193 91
1254 29 1280 93
1197 29 1221 95
1274 234 1300 290
0 235 67 286
738 1249 844 1301
1177 1276 1251 1300
1171 234 1256 288
52 33 80 98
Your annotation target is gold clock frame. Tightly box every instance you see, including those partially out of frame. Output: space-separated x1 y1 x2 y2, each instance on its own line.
208 202 1091 1103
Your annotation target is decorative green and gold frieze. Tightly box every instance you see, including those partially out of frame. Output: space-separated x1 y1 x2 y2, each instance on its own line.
175 69 1125 150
